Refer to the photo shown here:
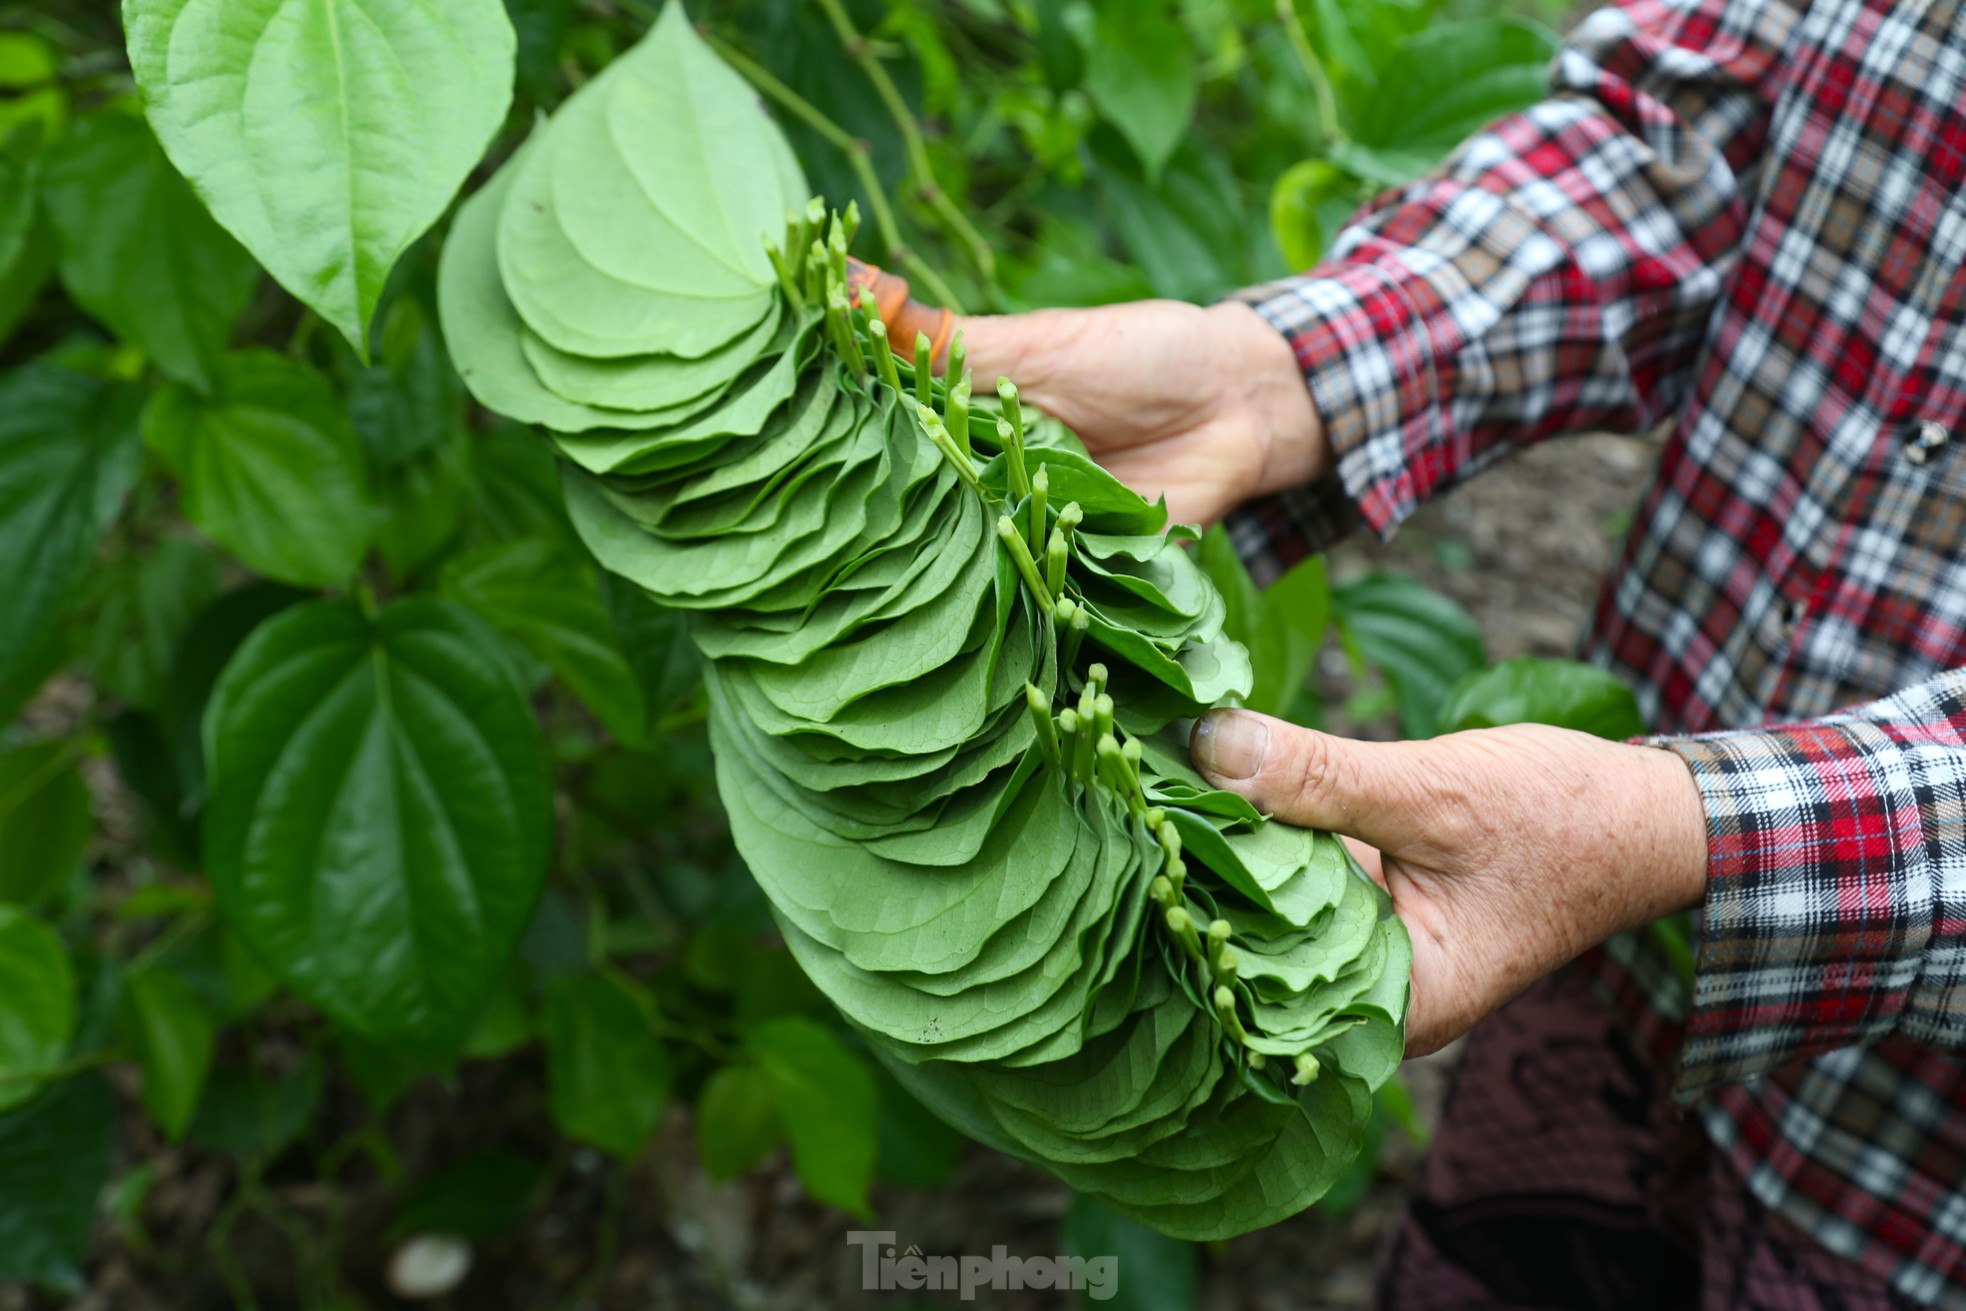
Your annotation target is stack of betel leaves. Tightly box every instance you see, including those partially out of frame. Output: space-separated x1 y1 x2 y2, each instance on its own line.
438 1 1411 1239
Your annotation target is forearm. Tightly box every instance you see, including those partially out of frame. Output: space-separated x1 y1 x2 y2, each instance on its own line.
1657 668 1966 1097
1230 0 1795 573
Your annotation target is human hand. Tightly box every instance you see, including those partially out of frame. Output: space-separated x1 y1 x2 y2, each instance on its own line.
847 262 1326 527
1189 710 1710 1056
955 301 1326 526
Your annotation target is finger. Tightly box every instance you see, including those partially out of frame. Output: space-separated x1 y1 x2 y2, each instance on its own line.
1190 709 1434 850
843 259 954 367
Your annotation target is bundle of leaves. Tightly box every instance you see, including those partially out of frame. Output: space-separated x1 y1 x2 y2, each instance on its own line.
438 3 1410 1240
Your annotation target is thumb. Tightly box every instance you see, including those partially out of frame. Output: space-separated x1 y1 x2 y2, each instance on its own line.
1190 709 1434 849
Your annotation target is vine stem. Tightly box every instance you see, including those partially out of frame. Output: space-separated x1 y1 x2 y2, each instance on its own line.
700 30 964 311
809 0 997 293
1277 0 1342 149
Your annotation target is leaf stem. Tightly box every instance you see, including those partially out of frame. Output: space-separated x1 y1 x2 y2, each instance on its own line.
1277 0 1342 149
809 0 996 295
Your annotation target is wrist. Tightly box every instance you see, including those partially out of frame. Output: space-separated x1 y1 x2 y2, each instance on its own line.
1634 745 1710 917
1205 301 1328 496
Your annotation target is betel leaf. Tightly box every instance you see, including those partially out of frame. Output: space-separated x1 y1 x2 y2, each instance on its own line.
0 32 65 146
748 1017 877 1220
123 0 516 357
1438 657 1647 740
0 743 91 911
441 537 650 747
1061 1191 1194 1311
121 966 215 1142
142 350 372 588
1350 19 1558 176
695 1062 782 1180
39 110 260 391
202 597 553 1043
0 1074 116 1293
1199 526 1328 720
0 908 75 1113
0 133 54 350
76 534 225 713
1332 571 1486 738
391 1149 546 1243
1083 0 1196 182
542 972 672 1159
186 1051 324 1158
0 367 143 711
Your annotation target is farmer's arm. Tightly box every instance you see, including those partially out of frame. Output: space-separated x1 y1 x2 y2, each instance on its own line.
1191 668 1966 1093
961 0 1794 553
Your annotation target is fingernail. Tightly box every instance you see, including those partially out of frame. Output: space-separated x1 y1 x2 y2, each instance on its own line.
1192 710 1268 781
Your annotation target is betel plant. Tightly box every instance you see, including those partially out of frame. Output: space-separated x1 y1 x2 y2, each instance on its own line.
0 0 1595 1299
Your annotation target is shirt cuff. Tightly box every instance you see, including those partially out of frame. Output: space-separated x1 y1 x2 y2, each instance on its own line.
1658 719 1939 1099
1221 262 1448 582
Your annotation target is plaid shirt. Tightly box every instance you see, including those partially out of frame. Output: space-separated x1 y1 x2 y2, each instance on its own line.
1228 0 1966 1302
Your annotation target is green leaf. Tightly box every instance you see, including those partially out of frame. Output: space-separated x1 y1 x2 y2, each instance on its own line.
203 597 553 1043
1438 657 1646 739
1351 20 1558 166
542 972 672 1159
600 573 700 722
120 967 214 1142
0 908 75 1112
442 537 650 746
392 1149 546 1242
1061 1191 1192 1311
1198 528 1328 720
123 0 516 356
695 1062 782 1180
0 743 91 911
0 367 143 711
186 1052 323 1158
0 33 66 146
1083 1 1196 181
0 135 54 350
1332 571 1486 738
749 1016 877 1219
40 111 260 390
505 0 576 100
77 534 225 713
1269 159 1356 271
0 1074 116 1293
142 350 372 588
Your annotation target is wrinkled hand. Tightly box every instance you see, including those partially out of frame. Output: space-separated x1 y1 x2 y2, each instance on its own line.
1190 710 1710 1056
953 301 1327 527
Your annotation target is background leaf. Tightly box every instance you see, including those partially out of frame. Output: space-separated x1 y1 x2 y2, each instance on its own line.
0 743 91 911
202 597 553 1042
0 367 142 709
120 966 214 1142
1438 656 1647 739
0 908 76 1113
748 1017 877 1219
1082 1 1196 181
695 1062 782 1180
543 972 672 1159
1060 1190 1194 1311
1332 571 1487 738
123 0 517 355
442 537 650 747
142 350 371 588
40 111 259 390
0 1074 116 1293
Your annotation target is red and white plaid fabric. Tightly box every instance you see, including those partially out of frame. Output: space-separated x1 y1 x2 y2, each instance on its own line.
1228 0 1966 1302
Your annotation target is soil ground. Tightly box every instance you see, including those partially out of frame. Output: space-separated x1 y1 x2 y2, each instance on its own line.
8 432 1661 1311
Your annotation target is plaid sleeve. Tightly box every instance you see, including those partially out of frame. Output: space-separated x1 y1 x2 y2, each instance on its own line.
1659 670 1966 1099
1225 0 1798 582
